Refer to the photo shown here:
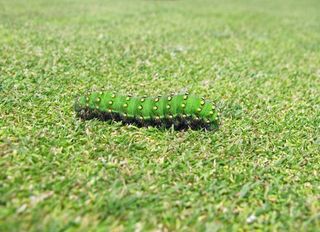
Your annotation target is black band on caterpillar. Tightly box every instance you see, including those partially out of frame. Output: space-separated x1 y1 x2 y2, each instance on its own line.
75 91 218 130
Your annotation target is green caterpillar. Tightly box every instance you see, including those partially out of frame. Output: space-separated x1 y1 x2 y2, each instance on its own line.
75 91 218 130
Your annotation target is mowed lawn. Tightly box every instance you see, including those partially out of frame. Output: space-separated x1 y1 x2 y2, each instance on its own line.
1 0 320 231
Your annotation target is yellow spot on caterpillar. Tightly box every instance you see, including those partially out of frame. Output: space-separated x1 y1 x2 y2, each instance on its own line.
140 98 145 102
138 105 143 110
167 96 172 101
181 103 186 108
206 119 210 124
123 113 127 117
126 96 130 101
182 114 187 118
195 116 199 120
108 109 112 113
86 104 89 107
123 103 128 108
197 108 202 112
155 116 160 120
99 91 103 95
153 106 158 110
169 115 173 119
183 95 188 100
111 94 116 98
108 100 113 105
200 100 205 105
139 116 144 120
96 98 101 102
96 106 99 109
85 97 89 101
209 111 214 115
166 105 171 109
154 97 159 102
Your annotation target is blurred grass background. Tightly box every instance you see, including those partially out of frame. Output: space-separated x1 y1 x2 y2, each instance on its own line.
1 0 320 231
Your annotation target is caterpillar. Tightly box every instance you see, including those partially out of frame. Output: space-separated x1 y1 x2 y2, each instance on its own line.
75 91 218 130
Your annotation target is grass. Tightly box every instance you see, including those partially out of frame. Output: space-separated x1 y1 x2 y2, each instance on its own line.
1 0 320 231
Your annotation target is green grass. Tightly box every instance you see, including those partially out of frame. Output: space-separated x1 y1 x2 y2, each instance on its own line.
1 0 320 231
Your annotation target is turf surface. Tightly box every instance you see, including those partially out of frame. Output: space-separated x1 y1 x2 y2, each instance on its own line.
1 0 320 231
